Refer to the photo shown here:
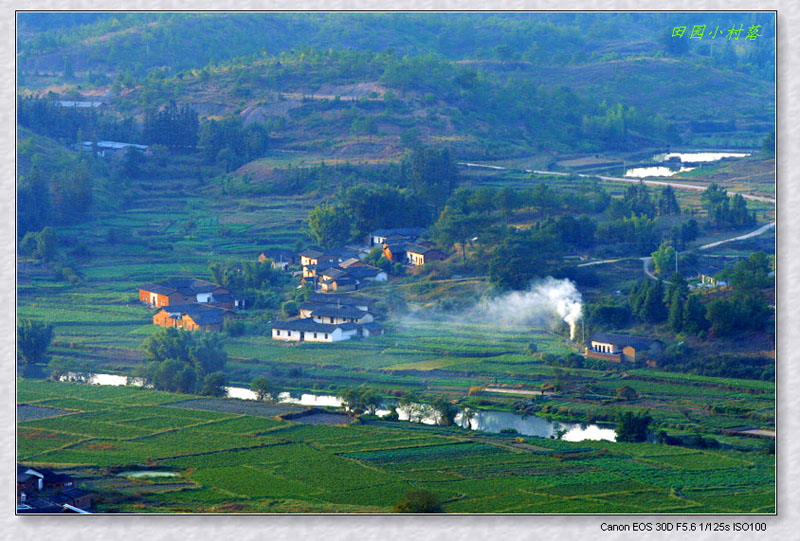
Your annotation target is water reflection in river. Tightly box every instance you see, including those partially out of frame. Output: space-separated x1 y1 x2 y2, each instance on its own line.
58 374 615 442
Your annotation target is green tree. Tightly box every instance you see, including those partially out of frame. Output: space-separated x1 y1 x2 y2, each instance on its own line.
433 206 488 263
201 371 227 396
393 489 443 513
33 226 59 262
640 280 667 323
668 288 684 333
489 230 562 290
17 319 54 366
615 410 652 442
657 185 681 216
251 376 276 401
281 300 298 318
651 242 676 276
141 328 227 385
432 396 458 426
307 203 352 249
682 294 709 336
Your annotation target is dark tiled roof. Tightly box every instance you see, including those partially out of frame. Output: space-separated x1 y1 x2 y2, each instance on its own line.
17 499 65 514
157 304 232 326
371 227 428 237
343 265 383 279
321 276 356 285
404 243 441 255
361 321 384 331
140 278 226 297
308 293 372 308
311 305 371 319
272 319 353 333
320 267 349 280
588 332 661 350
300 249 325 259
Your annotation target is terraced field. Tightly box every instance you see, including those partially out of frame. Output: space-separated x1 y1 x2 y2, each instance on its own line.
16 380 775 513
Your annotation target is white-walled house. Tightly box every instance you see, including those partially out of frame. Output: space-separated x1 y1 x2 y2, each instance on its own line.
310 305 374 325
271 319 359 342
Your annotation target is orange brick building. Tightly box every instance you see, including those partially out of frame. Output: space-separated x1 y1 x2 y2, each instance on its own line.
152 304 235 332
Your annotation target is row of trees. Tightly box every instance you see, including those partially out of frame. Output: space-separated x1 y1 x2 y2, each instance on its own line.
701 184 755 229
336 386 460 427
607 182 681 220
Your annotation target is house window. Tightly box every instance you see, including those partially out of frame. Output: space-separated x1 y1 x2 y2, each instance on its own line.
314 333 318 338
276 330 281 336
324 334 329 339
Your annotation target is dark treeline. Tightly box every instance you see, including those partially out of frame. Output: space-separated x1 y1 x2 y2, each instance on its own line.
17 95 138 144
198 116 269 172
18 12 774 76
18 95 201 150
142 101 199 149
305 144 458 248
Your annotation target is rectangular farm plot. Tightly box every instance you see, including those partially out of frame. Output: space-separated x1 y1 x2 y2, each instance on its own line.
188 465 321 500
17 404 72 421
20 414 159 439
165 397 303 417
17 427 87 459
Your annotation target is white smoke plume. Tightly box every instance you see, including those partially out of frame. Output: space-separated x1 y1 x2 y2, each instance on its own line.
471 277 583 339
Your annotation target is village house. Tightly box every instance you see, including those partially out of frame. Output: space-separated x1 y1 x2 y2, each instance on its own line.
17 465 91 513
57 99 106 108
307 293 373 312
81 140 151 158
360 321 385 337
139 278 243 310
404 243 448 266
152 304 237 332
584 332 663 364
319 274 357 292
258 248 297 270
273 292 382 342
369 227 428 247
312 263 386 292
272 319 360 342
310 305 374 325
299 247 359 267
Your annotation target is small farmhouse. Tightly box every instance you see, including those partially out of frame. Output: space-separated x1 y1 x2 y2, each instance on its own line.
81 140 151 158
369 227 428 247
584 332 662 364
272 319 360 342
17 465 91 513
307 293 373 312
139 278 243 309
360 321 385 337
273 292 382 342
404 244 448 266
153 304 236 332
258 248 297 270
310 305 374 325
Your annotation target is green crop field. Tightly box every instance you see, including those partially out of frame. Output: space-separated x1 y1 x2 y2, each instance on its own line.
16 380 774 513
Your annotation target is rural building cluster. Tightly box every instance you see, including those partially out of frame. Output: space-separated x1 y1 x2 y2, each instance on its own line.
137 228 446 340
584 332 663 367
139 278 244 332
272 293 383 342
17 465 91 514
